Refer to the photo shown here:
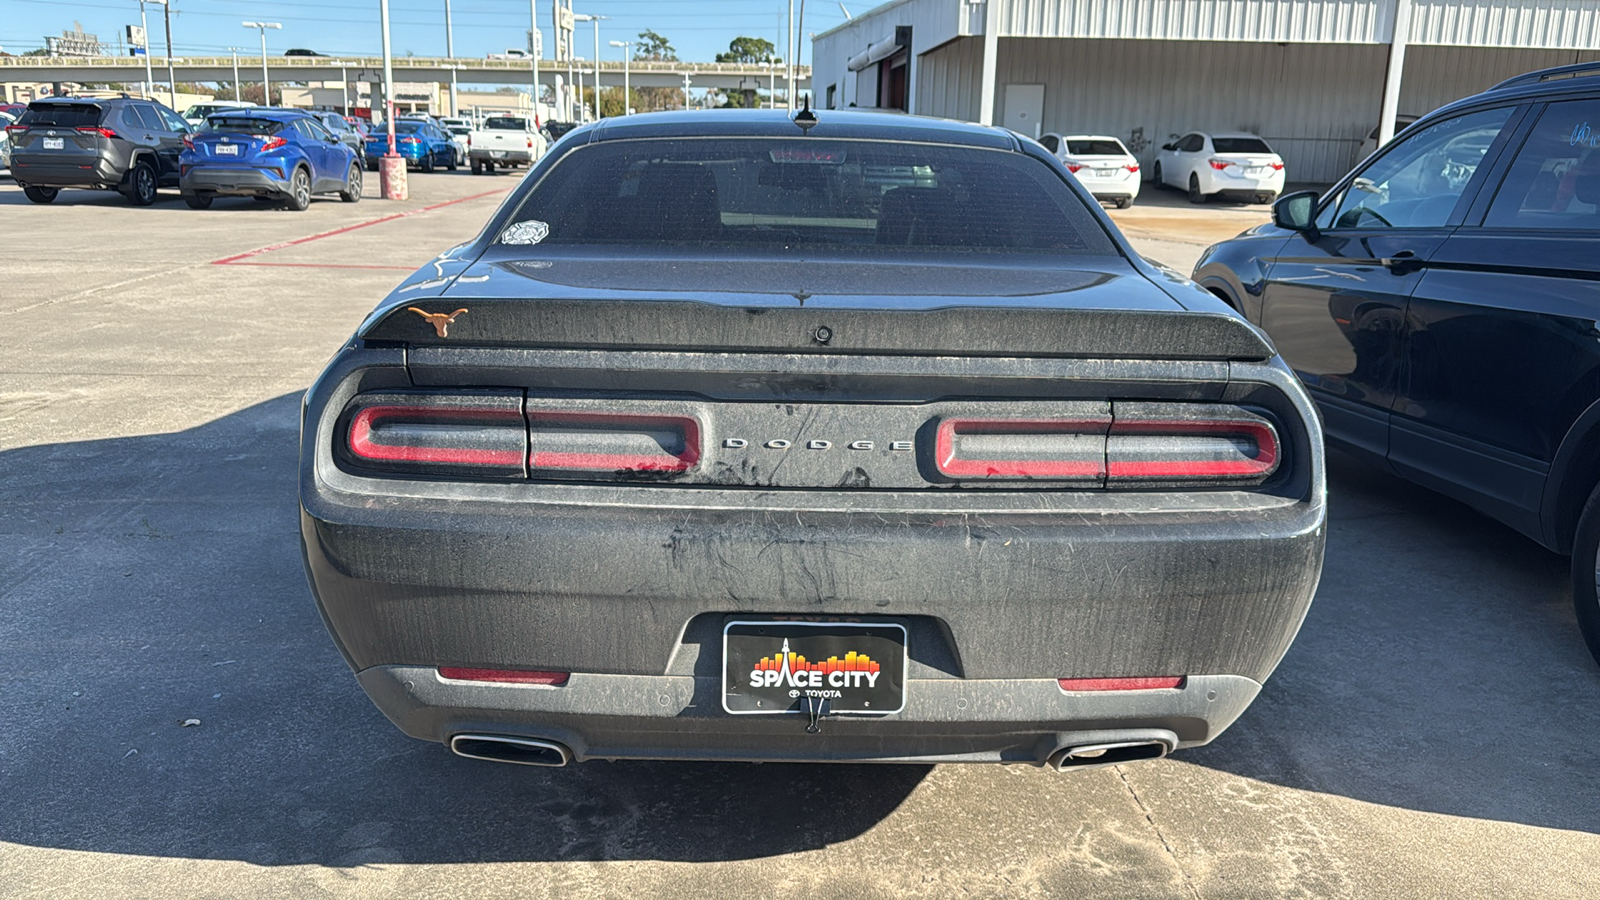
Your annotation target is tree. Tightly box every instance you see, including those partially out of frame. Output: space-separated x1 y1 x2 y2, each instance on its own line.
634 29 676 62
716 36 777 64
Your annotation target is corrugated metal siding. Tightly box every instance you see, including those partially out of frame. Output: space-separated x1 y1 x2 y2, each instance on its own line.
997 38 1390 182
1401 45 1600 115
1411 0 1600 50
997 0 1394 43
915 35 985 121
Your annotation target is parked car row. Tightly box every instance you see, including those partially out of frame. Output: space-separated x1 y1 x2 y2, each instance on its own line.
1193 61 1600 666
5 97 482 209
1038 130 1287 207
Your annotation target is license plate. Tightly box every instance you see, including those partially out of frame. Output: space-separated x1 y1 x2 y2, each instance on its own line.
491 150 506 158
1096 168 1118 176
43 137 64 150
216 144 239 156
723 620 907 715
1246 166 1265 176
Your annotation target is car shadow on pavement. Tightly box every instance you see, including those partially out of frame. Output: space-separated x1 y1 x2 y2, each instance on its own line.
1187 449 1600 835
0 393 928 866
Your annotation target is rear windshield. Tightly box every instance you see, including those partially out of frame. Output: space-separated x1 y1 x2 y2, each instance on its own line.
201 117 286 134
19 104 103 128
484 117 528 130
393 121 422 134
1212 137 1272 154
1065 139 1127 156
502 137 1114 255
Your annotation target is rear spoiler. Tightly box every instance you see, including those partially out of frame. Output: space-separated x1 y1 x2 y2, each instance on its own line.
360 298 1276 362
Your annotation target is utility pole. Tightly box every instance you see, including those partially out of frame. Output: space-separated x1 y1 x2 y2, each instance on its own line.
682 72 691 110
787 0 795 111
143 0 174 108
609 39 632 114
229 48 241 101
242 21 281 105
378 0 405 198
796 0 806 108
574 14 606 120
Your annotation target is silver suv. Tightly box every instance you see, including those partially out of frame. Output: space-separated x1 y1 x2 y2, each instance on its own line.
9 97 191 205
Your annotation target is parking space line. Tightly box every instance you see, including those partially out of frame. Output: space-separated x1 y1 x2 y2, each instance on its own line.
211 188 508 268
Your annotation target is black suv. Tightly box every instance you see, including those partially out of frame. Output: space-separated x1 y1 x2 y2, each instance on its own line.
9 97 191 205
1193 61 1600 664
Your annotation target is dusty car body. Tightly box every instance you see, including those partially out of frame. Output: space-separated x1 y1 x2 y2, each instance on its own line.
301 110 1326 769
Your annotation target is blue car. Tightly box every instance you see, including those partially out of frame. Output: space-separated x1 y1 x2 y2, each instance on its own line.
363 120 459 172
180 108 362 210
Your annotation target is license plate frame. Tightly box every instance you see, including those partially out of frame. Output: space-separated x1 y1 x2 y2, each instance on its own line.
42 137 64 150
722 619 907 716
215 143 240 156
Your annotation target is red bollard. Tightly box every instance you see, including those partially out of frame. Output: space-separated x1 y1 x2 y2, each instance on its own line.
379 155 408 200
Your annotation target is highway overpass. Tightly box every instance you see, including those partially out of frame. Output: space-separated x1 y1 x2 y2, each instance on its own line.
0 56 810 93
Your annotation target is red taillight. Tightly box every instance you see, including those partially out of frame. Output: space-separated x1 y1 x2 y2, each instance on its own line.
76 126 119 139
400 136 419 144
1106 412 1279 483
260 135 287 151
526 137 533 148
1270 162 1285 170
1058 676 1184 692
527 410 701 474
342 393 527 477
5 124 25 137
1208 159 1231 171
182 134 194 150
1064 162 1084 173
466 134 471 146
1125 164 1140 173
438 667 570 686
935 416 1110 481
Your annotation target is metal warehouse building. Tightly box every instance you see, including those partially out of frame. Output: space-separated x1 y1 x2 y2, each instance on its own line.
812 0 1600 182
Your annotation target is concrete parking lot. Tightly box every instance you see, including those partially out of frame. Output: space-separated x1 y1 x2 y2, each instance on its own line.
2 172 1598 899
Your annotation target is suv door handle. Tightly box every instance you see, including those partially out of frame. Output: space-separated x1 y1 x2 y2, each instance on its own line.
1380 250 1424 273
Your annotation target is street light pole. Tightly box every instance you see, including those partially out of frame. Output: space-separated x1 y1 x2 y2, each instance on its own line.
528 0 541 125
241 21 281 105
378 0 406 199
787 0 794 112
161 0 176 109
445 0 459 116
229 48 241 101
573 14 606 120
609 39 632 115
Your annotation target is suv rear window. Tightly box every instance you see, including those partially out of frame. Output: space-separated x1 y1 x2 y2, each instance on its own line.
18 104 102 128
484 117 527 130
1213 137 1272 154
502 138 1114 255
202 117 287 134
1066 140 1127 156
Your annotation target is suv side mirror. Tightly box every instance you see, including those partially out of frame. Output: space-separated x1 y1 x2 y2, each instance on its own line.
1272 190 1320 234
1161 143 1174 152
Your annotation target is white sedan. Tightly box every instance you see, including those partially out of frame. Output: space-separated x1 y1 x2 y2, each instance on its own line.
1040 134 1141 208
1153 132 1285 204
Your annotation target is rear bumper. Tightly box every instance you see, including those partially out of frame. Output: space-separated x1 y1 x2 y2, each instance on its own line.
358 665 1262 764
470 149 534 164
11 155 121 188
301 349 1325 764
181 166 288 195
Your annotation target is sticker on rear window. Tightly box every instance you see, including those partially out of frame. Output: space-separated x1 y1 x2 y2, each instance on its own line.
501 220 550 245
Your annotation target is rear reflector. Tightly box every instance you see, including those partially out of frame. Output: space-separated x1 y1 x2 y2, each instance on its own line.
527 410 700 474
340 392 526 478
438 667 570 686
1058 676 1184 692
935 416 1110 481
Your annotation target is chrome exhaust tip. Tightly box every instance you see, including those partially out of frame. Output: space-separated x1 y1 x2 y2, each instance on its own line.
1049 739 1169 771
449 734 572 767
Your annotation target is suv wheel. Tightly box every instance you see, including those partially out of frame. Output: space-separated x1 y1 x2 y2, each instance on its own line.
123 161 158 206
339 162 363 203
1187 173 1207 205
1570 483 1600 667
184 192 214 210
286 167 312 211
23 185 59 204
1151 162 1163 188
446 148 458 171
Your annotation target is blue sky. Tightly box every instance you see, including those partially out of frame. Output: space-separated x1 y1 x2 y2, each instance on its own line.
4 0 856 65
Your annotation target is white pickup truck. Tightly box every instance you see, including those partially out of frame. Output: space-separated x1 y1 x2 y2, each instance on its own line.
467 116 547 174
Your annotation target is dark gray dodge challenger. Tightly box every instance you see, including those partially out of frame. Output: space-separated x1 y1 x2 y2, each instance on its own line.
300 109 1325 769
